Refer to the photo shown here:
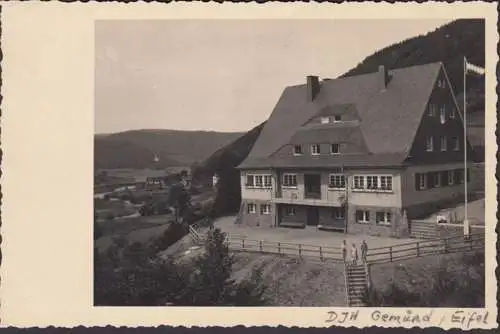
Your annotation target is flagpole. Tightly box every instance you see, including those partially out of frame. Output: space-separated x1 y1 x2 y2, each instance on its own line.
463 57 469 237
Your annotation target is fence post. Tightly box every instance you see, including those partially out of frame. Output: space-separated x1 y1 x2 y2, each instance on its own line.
443 238 448 253
389 247 393 262
278 242 281 254
416 242 420 257
299 244 302 257
319 247 323 261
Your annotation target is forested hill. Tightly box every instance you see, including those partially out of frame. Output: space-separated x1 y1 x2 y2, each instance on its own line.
342 19 485 123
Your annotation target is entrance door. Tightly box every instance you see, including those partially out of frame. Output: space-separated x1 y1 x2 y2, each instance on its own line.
306 207 320 226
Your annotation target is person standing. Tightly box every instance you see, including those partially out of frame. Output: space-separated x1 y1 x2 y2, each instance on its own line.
351 243 358 265
341 240 347 263
361 240 368 263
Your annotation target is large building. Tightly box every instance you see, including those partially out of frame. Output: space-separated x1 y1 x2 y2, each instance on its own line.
236 63 475 238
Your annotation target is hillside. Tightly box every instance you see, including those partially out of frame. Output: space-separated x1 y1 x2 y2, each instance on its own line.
94 129 243 170
192 122 266 216
196 19 485 216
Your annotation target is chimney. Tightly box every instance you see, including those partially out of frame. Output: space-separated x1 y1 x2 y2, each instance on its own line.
306 75 320 101
378 65 390 90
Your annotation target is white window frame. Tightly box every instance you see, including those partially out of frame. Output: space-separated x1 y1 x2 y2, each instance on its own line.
366 176 378 190
311 144 321 155
260 204 271 215
293 145 303 156
285 207 296 216
264 175 272 188
447 171 454 186
376 211 391 226
426 136 434 152
428 104 436 117
320 117 330 124
332 207 345 220
356 210 370 224
247 203 256 214
330 143 340 155
440 106 446 124
353 176 365 190
246 174 272 189
283 173 298 188
379 176 393 191
419 173 427 190
328 174 346 189
246 175 255 187
440 136 447 152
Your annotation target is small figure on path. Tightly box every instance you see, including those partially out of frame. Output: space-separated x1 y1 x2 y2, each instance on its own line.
341 240 347 263
361 240 368 263
351 243 358 265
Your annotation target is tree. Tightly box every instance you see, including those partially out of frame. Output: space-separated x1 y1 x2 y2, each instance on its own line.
168 183 192 223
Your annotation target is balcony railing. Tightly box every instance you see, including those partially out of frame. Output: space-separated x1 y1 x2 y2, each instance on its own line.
304 192 322 199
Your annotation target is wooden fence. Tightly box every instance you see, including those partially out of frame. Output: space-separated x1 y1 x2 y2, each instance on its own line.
226 237 344 262
366 232 484 264
190 227 484 265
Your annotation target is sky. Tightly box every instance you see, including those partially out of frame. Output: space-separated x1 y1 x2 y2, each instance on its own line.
95 19 453 134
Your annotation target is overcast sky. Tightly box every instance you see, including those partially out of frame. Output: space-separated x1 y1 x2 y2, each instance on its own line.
95 19 453 134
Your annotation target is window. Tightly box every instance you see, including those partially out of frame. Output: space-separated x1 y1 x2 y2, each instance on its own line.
454 169 464 184
330 143 340 155
333 115 342 122
255 175 263 188
415 173 427 190
428 104 436 117
329 174 346 189
247 203 256 214
293 145 303 155
440 136 447 151
379 176 393 191
426 136 434 152
285 207 296 216
356 210 370 223
447 171 454 185
452 137 460 151
246 174 272 188
246 175 254 187
376 212 391 225
353 176 365 190
440 106 446 124
260 204 271 215
450 108 456 119
332 207 345 220
283 173 297 187
435 172 442 187
311 144 321 155
320 117 330 124
264 175 272 188
366 176 378 189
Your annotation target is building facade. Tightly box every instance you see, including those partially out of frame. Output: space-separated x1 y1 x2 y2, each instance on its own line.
236 62 476 238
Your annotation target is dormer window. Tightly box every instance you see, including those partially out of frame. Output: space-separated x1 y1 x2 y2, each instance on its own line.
320 117 330 124
293 145 303 155
311 144 321 155
333 115 341 122
440 136 447 151
426 136 434 152
330 143 340 155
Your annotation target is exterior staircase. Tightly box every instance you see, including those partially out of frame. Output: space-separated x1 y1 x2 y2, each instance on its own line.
345 264 369 307
409 219 438 239
233 202 245 226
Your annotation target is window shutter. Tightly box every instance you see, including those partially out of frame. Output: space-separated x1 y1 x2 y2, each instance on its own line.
415 173 421 190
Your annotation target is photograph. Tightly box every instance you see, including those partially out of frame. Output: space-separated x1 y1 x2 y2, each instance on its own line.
93 18 486 308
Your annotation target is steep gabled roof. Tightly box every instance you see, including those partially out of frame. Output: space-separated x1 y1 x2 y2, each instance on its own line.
238 62 442 169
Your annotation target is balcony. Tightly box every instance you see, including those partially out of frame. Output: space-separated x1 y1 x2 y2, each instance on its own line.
304 191 322 199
